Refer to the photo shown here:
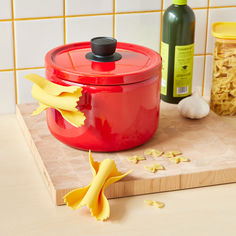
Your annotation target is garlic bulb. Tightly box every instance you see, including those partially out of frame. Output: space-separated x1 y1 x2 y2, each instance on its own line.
178 90 210 119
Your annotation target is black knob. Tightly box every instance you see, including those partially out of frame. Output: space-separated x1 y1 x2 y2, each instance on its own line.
91 37 117 57
86 37 122 62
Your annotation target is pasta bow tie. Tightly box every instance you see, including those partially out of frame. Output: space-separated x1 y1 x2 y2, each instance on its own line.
24 73 86 127
64 151 133 221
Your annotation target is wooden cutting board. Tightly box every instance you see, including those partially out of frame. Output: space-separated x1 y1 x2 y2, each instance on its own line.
16 102 236 206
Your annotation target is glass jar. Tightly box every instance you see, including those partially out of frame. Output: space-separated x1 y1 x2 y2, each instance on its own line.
210 22 236 116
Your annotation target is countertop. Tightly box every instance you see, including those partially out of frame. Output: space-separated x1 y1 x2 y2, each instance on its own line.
0 114 236 236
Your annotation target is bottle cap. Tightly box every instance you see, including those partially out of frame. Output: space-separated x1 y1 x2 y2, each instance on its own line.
173 0 187 5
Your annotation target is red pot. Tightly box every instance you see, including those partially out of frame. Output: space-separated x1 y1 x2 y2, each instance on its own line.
45 37 162 152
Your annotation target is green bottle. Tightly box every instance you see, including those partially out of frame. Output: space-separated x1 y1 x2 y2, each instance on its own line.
161 0 195 104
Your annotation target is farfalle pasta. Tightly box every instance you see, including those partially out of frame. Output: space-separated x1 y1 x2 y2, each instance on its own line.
144 200 165 208
145 163 164 173
144 149 163 158
64 151 132 221
25 73 86 127
210 28 236 116
127 155 146 164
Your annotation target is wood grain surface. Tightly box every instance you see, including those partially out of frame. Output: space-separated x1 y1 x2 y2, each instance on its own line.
16 102 236 205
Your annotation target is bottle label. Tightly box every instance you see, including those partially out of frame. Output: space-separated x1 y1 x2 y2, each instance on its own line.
173 44 194 97
161 41 169 96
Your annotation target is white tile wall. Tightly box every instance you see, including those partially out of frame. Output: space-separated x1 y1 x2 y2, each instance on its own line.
15 19 64 68
194 9 207 54
192 56 204 92
66 15 113 43
66 0 113 15
14 0 63 18
16 68 45 104
0 72 15 114
116 0 162 12
210 0 236 7
0 22 14 69
0 0 235 114
164 0 208 9
204 55 213 98
116 12 161 51
0 0 12 19
207 7 236 53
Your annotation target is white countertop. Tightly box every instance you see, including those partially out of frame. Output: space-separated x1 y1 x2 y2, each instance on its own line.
0 114 236 236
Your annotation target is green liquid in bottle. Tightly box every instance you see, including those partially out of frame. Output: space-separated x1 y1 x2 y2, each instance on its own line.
161 0 195 104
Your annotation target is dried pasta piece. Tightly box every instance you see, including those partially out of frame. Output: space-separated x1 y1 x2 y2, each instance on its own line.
163 151 182 158
145 163 164 173
145 166 156 173
144 148 164 158
169 156 190 164
153 163 165 170
144 200 165 208
127 155 146 164
144 200 154 205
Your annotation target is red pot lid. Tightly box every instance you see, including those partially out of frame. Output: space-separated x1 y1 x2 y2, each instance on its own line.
45 37 161 85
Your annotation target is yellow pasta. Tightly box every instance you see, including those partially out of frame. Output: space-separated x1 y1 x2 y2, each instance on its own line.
210 39 236 116
127 155 146 164
163 151 182 158
145 163 164 173
144 200 165 208
169 156 190 164
144 149 163 158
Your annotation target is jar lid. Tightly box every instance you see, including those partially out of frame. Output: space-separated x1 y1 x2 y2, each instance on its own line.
212 22 236 39
45 37 161 85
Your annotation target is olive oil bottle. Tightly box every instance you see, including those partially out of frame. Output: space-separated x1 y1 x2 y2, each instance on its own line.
161 0 195 104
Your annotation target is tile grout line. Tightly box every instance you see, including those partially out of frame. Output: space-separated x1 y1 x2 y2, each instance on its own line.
195 53 212 56
63 0 66 44
159 0 164 53
15 66 45 71
11 0 17 104
209 5 236 9
67 12 113 18
0 6 234 23
113 0 115 38
0 18 12 22
0 67 45 72
116 10 162 15
1 11 163 22
14 15 64 21
0 69 14 72
192 7 211 10
202 0 210 96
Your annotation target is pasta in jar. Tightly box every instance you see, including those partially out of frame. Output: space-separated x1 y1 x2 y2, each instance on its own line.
210 22 236 116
